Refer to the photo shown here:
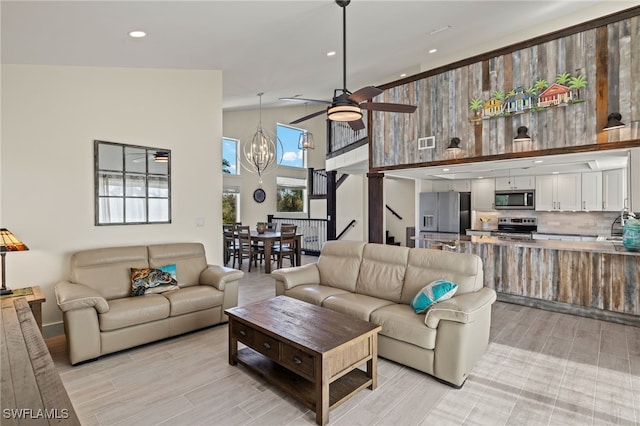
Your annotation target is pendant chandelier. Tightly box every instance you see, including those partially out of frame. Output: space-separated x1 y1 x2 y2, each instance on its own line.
242 93 281 183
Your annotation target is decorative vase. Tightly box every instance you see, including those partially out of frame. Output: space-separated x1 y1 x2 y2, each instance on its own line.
481 222 490 230
256 223 267 234
622 218 640 252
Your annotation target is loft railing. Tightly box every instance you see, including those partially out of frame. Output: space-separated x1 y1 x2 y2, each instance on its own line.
308 168 328 197
327 115 368 155
267 216 328 256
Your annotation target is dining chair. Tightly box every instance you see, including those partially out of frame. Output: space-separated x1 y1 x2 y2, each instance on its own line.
223 224 239 268
236 225 259 271
273 225 297 268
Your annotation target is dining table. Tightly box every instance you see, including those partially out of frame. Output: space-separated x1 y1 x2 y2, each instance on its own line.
249 230 303 274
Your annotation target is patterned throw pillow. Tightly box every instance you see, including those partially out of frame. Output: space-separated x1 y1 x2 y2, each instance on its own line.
131 267 179 296
410 279 458 314
157 263 177 280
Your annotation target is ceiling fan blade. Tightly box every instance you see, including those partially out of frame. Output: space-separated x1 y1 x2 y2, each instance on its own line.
348 86 384 103
360 102 417 113
279 97 331 105
290 109 327 124
348 119 365 131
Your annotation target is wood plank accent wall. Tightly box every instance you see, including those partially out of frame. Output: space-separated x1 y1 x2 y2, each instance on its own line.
458 241 640 316
370 8 640 170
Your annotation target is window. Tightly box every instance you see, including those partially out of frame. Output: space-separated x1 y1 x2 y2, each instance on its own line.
276 176 307 213
222 187 240 224
95 140 171 225
276 123 305 168
222 137 239 175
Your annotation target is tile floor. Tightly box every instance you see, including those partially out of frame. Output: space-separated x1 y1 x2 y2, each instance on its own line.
46 255 640 425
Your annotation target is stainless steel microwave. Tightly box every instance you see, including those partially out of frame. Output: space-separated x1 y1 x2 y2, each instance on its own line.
494 190 535 210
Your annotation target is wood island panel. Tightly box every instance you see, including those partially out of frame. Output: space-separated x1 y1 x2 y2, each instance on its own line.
458 237 640 320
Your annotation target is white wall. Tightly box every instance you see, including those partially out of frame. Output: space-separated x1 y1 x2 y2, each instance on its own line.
223 105 326 228
384 177 415 246
1 65 223 333
336 174 366 241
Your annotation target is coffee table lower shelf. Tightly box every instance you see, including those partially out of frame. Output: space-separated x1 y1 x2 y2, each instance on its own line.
235 347 372 412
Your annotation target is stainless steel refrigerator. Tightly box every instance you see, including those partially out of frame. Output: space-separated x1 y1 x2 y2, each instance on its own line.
419 192 471 233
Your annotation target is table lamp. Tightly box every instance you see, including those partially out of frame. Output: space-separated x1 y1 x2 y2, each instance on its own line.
1 228 29 296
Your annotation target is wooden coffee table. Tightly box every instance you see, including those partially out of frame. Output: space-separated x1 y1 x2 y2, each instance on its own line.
225 296 381 425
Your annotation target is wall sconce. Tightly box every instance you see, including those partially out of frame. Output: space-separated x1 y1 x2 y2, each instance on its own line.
446 137 462 152
602 112 625 131
514 126 531 142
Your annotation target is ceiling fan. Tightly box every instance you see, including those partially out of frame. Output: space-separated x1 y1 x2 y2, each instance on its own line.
282 0 417 131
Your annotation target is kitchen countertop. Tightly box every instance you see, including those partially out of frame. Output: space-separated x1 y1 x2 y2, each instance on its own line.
462 235 639 256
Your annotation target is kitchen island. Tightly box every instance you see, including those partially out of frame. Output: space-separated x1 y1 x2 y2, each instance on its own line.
416 234 640 324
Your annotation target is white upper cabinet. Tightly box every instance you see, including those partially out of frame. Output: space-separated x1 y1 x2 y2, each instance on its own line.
495 176 534 190
602 168 627 211
432 179 470 192
471 178 495 211
535 173 581 211
581 172 602 211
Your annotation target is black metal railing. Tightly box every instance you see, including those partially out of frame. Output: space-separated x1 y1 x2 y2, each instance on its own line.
385 204 403 220
336 219 357 240
328 114 368 154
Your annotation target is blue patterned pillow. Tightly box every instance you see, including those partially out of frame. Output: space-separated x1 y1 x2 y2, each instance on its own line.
131 267 179 296
410 279 458 314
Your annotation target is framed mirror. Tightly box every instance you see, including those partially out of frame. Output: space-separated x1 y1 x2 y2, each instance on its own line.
95 140 171 225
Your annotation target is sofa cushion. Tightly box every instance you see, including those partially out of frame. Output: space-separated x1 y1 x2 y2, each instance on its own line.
99 295 170 331
130 268 180 296
370 304 437 350
284 284 349 306
148 243 208 288
356 243 409 303
410 279 458 313
162 286 224 316
322 293 395 321
400 249 483 304
70 246 149 300
317 241 366 292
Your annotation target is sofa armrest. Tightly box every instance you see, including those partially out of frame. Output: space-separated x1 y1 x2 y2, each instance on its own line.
424 287 496 329
55 281 110 314
271 264 320 290
200 265 244 291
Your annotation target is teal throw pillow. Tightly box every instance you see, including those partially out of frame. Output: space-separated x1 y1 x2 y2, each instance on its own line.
157 263 177 281
410 279 458 314
131 267 179 296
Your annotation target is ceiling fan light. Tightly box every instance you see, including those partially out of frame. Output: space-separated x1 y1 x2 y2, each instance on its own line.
327 105 362 122
154 151 169 162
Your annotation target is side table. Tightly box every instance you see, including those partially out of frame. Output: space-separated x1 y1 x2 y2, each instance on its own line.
0 286 46 334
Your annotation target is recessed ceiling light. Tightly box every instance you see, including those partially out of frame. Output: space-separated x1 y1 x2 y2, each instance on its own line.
428 49 438 54
552 171 560 174
442 168 449 172
128 30 146 38
477 177 484 179
400 73 407 77
327 51 336 57
533 160 544 163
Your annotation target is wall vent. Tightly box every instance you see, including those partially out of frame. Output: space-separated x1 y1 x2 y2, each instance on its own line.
418 136 435 150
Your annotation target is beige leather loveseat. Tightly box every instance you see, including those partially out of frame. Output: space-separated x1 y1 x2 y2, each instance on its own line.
272 240 496 387
55 243 242 365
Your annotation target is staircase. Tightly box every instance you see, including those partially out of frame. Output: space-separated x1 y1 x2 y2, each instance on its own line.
385 230 401 246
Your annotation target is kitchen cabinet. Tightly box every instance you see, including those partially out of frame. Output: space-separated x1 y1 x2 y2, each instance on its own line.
471 178 495 211
535 173 581 211
602 168 627 211
581 172 602 211
432 179 471 192
495 176 534 190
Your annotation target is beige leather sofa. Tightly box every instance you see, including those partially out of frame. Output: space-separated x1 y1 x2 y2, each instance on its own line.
55 243 242 365
272 240 496 387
